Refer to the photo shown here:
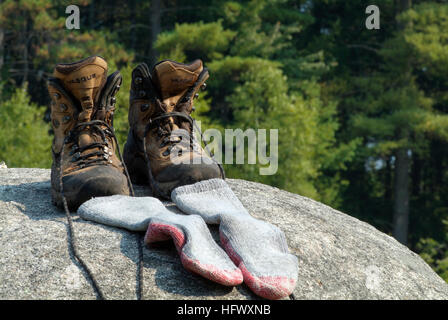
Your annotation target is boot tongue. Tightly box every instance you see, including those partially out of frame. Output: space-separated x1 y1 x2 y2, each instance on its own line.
53 56 108 122
78 132 96 149
151 59 203 108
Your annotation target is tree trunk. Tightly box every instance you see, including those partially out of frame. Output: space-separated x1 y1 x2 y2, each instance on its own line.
130 0 136 51
22 26 28 84
391 0 412 246
0 0 2 78
411 154 421 197
396 0 411 28
396 0 411 14
0 27 4 80
393 148 411 245
150 0 162 64
385 156 392 201
399 0 411 10
89 0 95 29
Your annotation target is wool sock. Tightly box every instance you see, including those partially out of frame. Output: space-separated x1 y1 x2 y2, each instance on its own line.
77 195 243 286
171 179 298 300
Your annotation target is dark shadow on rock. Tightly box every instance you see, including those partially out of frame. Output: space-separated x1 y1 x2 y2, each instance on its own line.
69 214 238 298
0 180 65 221
1 180 115 299
119 222 238 298
142 240 236 298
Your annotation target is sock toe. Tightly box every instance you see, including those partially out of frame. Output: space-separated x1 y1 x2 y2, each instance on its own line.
239 263 296 300
180 253 243 286
145 217 243 286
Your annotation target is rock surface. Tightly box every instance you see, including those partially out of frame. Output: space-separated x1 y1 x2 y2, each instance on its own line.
1 168 447 300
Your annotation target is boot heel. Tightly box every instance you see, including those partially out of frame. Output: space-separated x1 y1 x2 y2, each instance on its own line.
123 130 149 185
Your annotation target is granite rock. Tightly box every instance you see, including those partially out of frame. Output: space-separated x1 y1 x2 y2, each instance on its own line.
1 168 447 300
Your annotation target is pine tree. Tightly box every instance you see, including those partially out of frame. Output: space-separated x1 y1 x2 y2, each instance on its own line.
153 0 358 203
0 84 52 168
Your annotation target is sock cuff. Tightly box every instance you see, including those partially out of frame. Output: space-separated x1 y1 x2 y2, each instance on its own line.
171 178 229 197
78 195 165 231
172 179 249 220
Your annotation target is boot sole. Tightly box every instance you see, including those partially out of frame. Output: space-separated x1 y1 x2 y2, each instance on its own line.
51 187 83 212
123 130 149 185
51 167 131 211
124 129 224 198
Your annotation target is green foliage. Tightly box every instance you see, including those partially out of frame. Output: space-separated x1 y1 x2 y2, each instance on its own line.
156 21 236 62
401 3 448 80
309 1 448 277
0 0 133 103
0 0 134 165
113 64 133 152
0 84 52 168
155 15 357 203
417 218 448 281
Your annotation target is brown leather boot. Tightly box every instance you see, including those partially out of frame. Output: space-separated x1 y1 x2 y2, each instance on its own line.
48 56 131 210
123 59 224 198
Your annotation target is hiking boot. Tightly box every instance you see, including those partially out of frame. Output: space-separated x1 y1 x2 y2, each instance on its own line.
123 59 224 198
48 56 131 210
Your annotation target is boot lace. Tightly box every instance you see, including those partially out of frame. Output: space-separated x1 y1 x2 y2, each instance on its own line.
142 99 225 199
58 119 143 301
65 120 117 170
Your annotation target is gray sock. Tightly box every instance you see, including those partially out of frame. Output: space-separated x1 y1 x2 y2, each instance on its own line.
77 195 243 286
171 179 298 300
78 195 163 231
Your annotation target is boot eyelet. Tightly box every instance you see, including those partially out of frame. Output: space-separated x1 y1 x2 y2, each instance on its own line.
60 103 68 111
71 152 81 162
62 115 71 124
135 77 143 84
111 97 116 104
201 83 207 91
194 93 199 99
139 90 146 98
141 104 149 112
52 119 60 128
53 93 60 99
